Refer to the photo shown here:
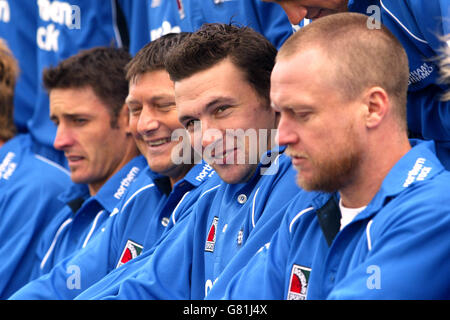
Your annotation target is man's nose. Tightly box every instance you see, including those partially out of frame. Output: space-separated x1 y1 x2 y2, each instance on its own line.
279 3 308 25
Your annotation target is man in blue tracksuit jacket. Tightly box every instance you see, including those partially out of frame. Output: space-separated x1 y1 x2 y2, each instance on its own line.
74 23 306 300
0 134 72 298
31 0 129 158
264 0 450 169
13 161 216 299
0 22 72 298
0 1 131 166
77 153 299 300
210 13 450 300
21 46 141 280
10 33 217 300
214 140 450 300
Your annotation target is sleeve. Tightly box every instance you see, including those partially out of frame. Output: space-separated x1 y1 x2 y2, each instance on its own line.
239 0 294 49
209 208 293 300
9 208 123 300
74 192 199 300
381 0 450 167
96 207 197 300
0 181 67 298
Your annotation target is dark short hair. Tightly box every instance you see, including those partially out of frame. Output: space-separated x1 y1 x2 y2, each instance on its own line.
125 32 190 83
0 39 19 142
43 47 131 127
165 23 277 104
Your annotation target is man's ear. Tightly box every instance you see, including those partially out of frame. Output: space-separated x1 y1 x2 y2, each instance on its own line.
118 103 132 135
362 86 390 129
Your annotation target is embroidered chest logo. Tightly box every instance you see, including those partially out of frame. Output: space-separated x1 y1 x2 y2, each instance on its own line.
287 264 311 300
205 217 219 252
116 240 143 268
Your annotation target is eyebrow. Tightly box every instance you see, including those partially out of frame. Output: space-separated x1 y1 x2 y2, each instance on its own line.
126 94 174 105
178 96 236 124
50 111 93 122
205 97 235 111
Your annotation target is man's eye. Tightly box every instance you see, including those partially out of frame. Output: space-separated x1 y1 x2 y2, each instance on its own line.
74 118 88 125
185 119 200 131
157 102 176 111
129 107 142 116
296 112 311 120
216 105 230 114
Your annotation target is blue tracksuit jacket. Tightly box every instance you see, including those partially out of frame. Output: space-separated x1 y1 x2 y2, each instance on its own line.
0 134 72 298
30 155 147 280
349 0 450 169
125 0 297 53
0 0 37 133
77 148 305 300
10 161 216 299
215 140 450 300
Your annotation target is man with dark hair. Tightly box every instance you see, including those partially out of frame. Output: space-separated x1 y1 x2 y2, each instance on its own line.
10 33 217 300
0 39 19 147
263 0 450 170
74 23 304 300
211 13 450 300
24 47 146 281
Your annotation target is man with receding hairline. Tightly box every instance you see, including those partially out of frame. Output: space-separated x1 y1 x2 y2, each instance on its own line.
209 12 450 300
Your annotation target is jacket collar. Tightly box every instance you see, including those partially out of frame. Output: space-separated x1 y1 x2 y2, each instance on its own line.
59 155 147 214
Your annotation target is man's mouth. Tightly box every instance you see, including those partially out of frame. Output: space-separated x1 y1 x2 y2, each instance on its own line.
146 137 171 147
66 155 85 166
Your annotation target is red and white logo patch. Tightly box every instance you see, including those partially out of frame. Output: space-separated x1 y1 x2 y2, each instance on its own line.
287 264 311 300
116 240 143 268
176 0 185 19
205 217 219 252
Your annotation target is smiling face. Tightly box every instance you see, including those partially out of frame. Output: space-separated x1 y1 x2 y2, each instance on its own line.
264 0 348 24
126 70 192 185
51 86 132 194
271 48 364 192
175 59 278 184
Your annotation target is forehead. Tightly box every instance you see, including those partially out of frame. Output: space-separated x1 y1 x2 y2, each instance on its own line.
127 70 174 100
174 59 252 111
271 49 330 101
49 86 109 116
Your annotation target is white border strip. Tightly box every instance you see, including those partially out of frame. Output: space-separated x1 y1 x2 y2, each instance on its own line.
34 154 70 176
289 207 314 233
40 218 73 270
82 210 105 248
380 0 428 44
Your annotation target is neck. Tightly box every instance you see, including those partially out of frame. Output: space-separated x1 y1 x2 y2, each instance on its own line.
168 163 195 188
339 134 411 208
88 141 140 196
